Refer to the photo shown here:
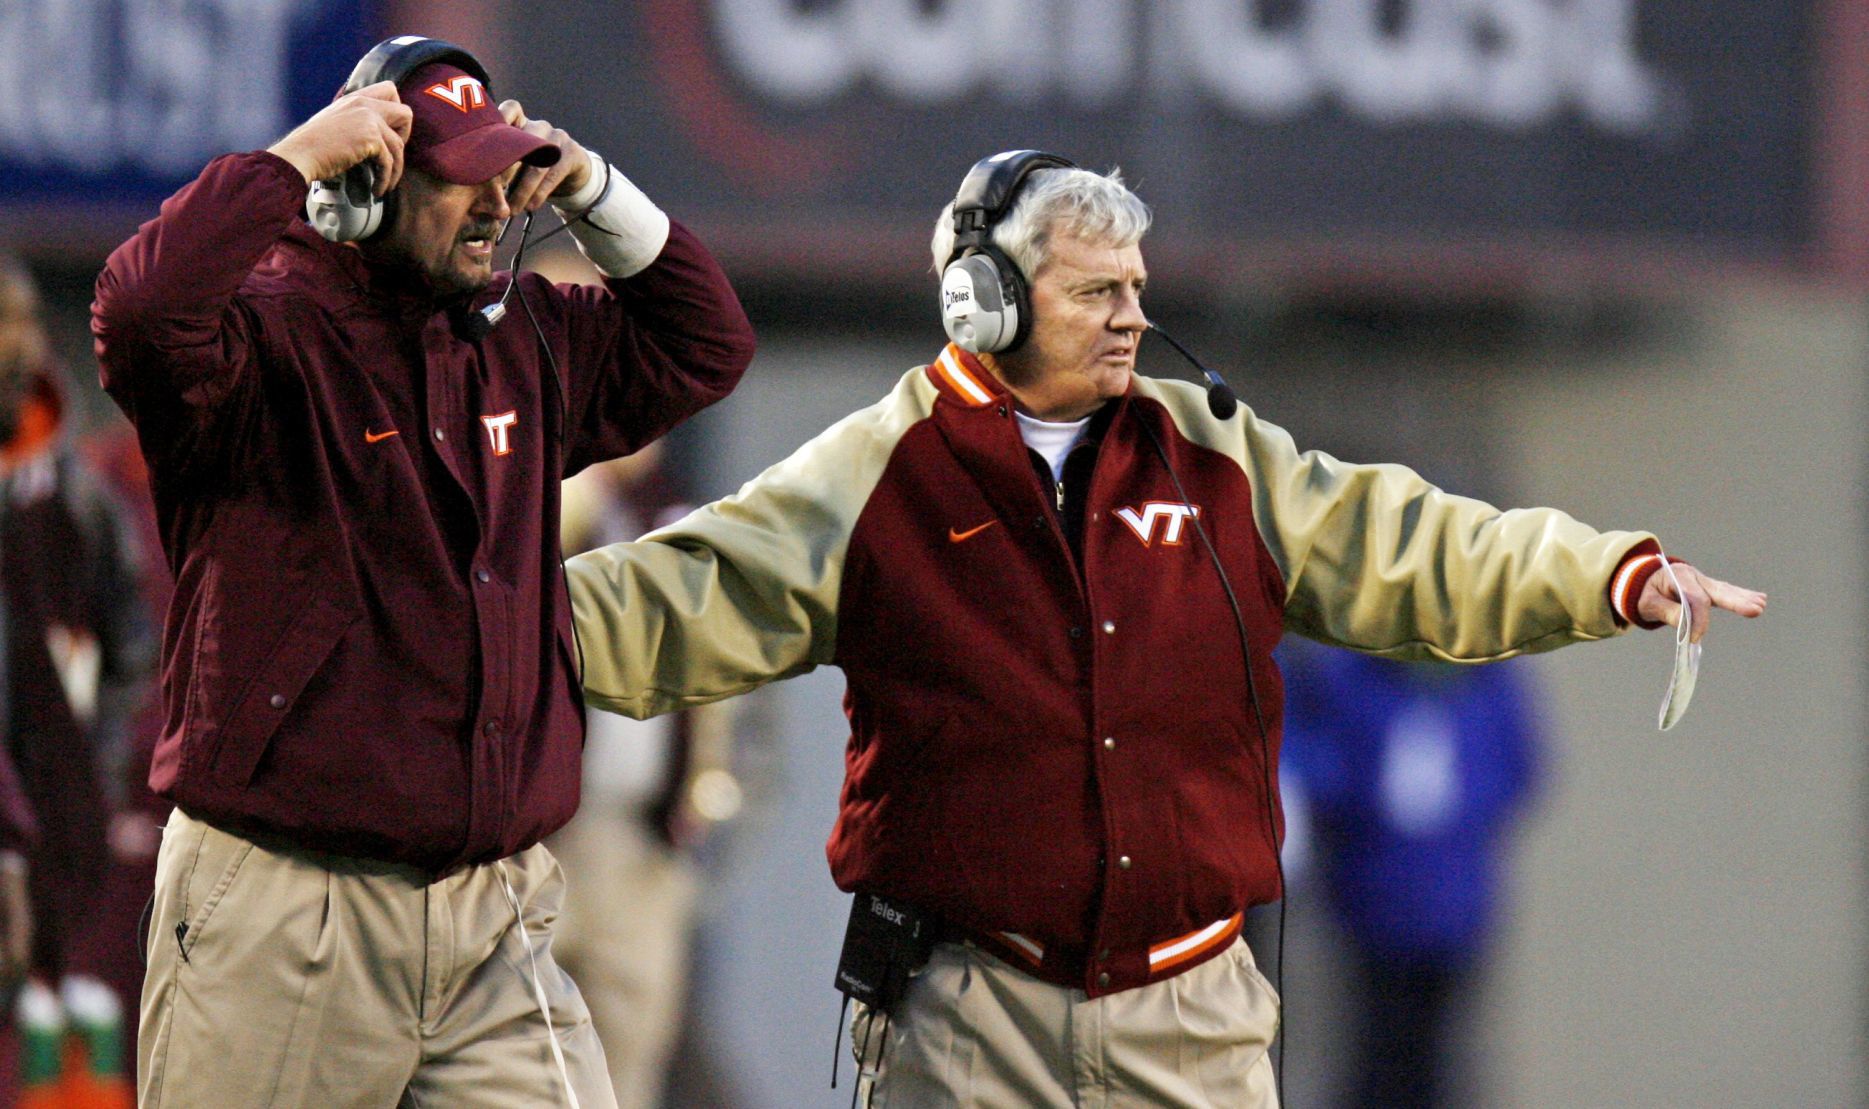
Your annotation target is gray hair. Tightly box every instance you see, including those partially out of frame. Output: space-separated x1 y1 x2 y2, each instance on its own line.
930 166 1152 281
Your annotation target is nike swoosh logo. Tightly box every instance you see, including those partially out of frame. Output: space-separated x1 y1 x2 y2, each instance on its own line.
948 520 998 543
365 428 400 444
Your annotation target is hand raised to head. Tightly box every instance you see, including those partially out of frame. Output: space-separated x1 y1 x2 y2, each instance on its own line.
269 82 414 194
497 100 592 213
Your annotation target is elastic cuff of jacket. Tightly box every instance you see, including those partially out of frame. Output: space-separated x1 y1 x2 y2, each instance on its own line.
1609 543 1687 630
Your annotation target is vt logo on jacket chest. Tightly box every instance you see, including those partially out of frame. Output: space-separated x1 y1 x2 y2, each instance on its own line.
481 411 518 456
1115 501 1201 547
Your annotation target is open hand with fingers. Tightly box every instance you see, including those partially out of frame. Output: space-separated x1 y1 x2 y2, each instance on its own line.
268 80 413 192
1636 561 1767 642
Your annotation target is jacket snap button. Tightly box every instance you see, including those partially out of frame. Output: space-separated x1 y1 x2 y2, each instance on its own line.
1069 626 1083 639
1102 620 1116 634
269 693 287 709
484 721 500 736
1097 972 1111 988
1118 855 1132 869
1103 737 1115 750
476 569 491 583
433 427 446 441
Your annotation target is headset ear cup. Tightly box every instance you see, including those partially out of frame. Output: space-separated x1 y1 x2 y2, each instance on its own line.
304 164 388 243
941 253 1018 354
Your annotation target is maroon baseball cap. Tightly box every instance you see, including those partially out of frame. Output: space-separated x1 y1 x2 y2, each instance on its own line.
401 62 559 185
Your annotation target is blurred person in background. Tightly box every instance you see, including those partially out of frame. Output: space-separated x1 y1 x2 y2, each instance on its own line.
68 394 179 1102
550 436 756 1109
1279 637 1542 1108
564 151 1765 1106
1 251 154 1109
90 32 753 1107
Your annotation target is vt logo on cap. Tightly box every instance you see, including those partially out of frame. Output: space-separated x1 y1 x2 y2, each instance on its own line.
401 62 559 185
425 75 487 112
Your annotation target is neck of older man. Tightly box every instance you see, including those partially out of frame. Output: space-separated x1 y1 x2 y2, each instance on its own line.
980 352 1111 423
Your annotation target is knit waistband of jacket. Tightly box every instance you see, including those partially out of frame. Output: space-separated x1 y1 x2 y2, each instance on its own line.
940 910 1245 998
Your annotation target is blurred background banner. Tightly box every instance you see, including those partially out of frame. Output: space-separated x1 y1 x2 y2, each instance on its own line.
4 1 1857 286
504 0 1845 287
0 0 380 204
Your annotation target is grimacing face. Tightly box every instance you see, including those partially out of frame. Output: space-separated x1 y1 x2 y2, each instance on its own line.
369 166 518 297
991 229 1148 421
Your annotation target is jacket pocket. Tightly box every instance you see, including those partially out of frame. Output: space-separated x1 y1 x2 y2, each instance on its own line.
205 590 358 787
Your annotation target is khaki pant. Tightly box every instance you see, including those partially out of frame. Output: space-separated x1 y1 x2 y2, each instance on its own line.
854 936 1280 1108
138 809 616 1108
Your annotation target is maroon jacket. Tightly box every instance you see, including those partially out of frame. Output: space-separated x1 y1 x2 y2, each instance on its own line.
92 151 753 872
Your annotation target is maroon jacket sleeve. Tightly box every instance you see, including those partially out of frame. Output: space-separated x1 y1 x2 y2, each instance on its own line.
555 220 756 476
91 151 305 468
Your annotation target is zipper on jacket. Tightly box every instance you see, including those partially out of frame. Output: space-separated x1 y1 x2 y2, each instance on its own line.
1055 479 1065 512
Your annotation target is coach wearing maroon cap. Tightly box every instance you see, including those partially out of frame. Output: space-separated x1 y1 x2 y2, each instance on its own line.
93 35 754 1108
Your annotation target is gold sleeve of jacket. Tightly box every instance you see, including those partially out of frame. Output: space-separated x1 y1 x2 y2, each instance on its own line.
566 368 934 718
1138 377 1655 662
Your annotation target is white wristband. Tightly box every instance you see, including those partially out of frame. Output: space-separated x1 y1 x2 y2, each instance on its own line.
552 147 671 279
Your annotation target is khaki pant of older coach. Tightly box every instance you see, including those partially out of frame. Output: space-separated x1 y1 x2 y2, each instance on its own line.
137 809 615 1108
853 936 1281 1108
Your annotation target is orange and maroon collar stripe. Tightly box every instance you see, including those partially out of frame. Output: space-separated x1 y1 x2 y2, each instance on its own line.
929 343 1000 408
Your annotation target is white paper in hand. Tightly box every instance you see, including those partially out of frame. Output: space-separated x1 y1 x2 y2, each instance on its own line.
1657 557 1701 731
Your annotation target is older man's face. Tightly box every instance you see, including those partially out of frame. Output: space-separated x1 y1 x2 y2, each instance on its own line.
996 230 1147 421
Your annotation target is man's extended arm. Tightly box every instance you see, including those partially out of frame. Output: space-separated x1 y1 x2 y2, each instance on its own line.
1141 378 1759 660
1254 427 1647 660
567 372 927 717
1242 403 1765 656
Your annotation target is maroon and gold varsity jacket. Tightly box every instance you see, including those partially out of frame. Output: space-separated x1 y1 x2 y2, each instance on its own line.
569 343 1662 996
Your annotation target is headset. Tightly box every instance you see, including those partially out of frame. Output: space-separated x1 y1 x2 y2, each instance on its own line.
305 36 493 243
939 149 1076 354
